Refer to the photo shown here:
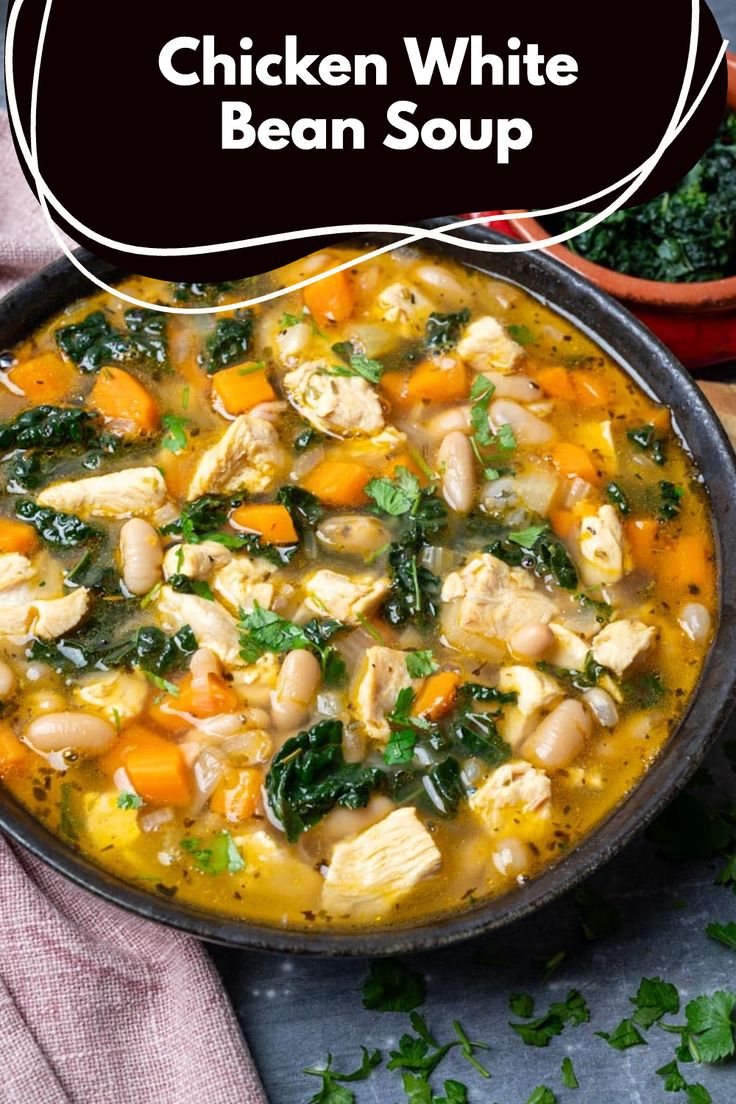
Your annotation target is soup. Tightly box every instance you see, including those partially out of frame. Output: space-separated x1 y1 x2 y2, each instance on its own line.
0 247 716 929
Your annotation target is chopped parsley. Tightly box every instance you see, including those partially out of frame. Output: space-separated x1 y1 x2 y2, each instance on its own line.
116 792 143 810
507 323 536 346
595 1018 647 1050
705 921 736 951
510 990 590 1047
560 1056 578 1089
180 831 244 875
362 960 426 1012
160 413 188 453
304 1048 381 1104
238 603 346 685
405 650 438 678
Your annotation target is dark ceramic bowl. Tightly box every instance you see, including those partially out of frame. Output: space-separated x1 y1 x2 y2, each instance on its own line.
1 227 735 956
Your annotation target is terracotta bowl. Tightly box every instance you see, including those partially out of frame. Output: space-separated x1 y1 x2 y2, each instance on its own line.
502 53 736 369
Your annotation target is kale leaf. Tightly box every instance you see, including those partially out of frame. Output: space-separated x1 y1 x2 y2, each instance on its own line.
425 309 471 351
488 526 578 590
55 309 168 372
0 406 100 451
265 719 384 841
203 314 254 374
16 499 100 546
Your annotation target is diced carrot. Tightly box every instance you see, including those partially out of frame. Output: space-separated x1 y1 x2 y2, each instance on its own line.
380 370 413 412
550 509 577 540
383 451 426 483
147 694 189 734
536 366 578 402
301 460 373 507
624 517 661 572
210 767 261 822
412 672 462 721
88 366 160 434
648 406 671 432
229 503 298 544
0 724 28 776
100 723 172 778
549 442 599 485
125 742 191 807
573 374 611 406
175 672 239 719
657 533 715 605
158 449 196 501
406 357 468 403
536 367 610 406
211 363 276 415
0 518 38 555
9 352 78 403
303 271 354 326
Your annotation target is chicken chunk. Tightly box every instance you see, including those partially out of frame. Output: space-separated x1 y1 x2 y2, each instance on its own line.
187 415 286 500
212 556 277 614
304 570 389 624
498 666 562 716
456 316 524 372
0 553 34 592
32 588 90 640
157 586 242 667
578 505 625 585
162 541 233 580
441 554 557 650
36 467 167 519
591 619 657 677
323 807 441 916
547 623 590 671
283 360 384 438
353 646 422 742
469 760 552 826
75 670 149 725
377 282 428 324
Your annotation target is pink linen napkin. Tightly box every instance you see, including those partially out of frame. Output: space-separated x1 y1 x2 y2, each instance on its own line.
0 114 267 1104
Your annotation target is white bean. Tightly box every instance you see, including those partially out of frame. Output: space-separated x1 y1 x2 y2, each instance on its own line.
509 622 554 661
0 660 16 699
437 431 476 514
482 372 542 403
26 689 67 716
678 602 712 643
318 795 395 846
27 711 116 754
189 647 221 682
119 518 163 596
425 406 472 440
488 398 556 446
522 699 591 769
272 650 322 731
492 836 532 878
582 687 619 728
316 515 391 557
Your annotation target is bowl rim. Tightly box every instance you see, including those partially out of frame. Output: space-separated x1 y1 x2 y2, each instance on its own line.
502 53 736 310
1 224 736 956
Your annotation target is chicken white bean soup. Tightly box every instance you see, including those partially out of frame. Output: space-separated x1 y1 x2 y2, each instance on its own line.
0 247 715 929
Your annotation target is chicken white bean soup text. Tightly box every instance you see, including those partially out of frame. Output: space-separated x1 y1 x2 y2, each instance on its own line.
0 248 715 928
